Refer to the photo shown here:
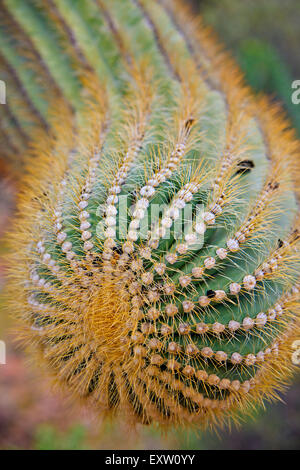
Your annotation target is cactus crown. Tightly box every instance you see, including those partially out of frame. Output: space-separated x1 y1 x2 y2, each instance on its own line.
3 0 300 428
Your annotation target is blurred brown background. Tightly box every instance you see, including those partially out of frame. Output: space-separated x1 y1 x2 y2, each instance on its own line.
0 0 299 450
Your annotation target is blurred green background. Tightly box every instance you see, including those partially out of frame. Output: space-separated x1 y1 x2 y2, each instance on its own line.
196 0 300 136
0 0 300 450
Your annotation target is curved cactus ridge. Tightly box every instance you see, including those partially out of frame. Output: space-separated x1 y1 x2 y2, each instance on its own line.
2 0 300 428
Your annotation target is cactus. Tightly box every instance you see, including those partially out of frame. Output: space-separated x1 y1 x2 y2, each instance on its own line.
2 0 300 428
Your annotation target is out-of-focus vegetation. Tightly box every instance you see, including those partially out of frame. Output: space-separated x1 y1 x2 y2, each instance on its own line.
34 425 88 451
237 39 300 134
196 0 300 135
0 0 299 450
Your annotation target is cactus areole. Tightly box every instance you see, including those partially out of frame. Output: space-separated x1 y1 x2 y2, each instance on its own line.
3 0 300 428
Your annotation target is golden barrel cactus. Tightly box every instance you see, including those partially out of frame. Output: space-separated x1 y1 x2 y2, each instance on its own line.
2 0 300 428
